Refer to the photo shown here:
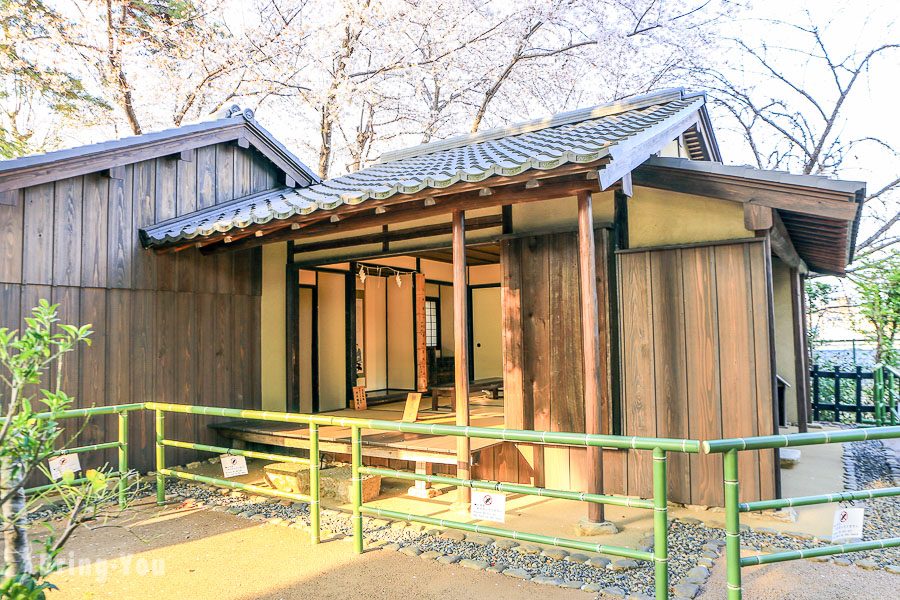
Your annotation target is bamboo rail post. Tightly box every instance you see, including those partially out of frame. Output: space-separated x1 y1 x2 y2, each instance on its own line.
351 425 363 553
652 447 668 600
309 423 320 544
155 409 166 505
724 449 742 600
117 410 129 509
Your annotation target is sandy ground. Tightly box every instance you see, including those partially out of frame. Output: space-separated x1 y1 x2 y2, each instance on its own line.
43 499 590 600
39 499 897 600
698 554 898 599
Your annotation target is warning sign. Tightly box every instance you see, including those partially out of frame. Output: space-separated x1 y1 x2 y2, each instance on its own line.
831 506 865 543
48 454 81 481
471 491 505 523
221 454 248 478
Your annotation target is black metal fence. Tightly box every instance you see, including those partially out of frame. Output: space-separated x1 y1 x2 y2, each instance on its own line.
810 365 876 423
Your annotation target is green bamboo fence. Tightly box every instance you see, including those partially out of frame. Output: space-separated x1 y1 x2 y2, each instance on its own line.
145 401 701 600
0 403 145 507
704 425 900 600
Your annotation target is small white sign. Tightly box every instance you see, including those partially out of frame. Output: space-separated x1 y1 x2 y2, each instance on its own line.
221 454 248 478
832 506 865 543
48 454 81 481
471 491 506 523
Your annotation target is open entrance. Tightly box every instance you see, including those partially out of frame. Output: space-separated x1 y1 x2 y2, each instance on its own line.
288 243 503 418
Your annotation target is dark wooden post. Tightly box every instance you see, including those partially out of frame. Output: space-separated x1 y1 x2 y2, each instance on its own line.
452 210 471 505
577 190 605 523
790 268 809 432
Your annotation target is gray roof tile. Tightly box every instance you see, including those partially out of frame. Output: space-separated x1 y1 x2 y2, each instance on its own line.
141 89 706 247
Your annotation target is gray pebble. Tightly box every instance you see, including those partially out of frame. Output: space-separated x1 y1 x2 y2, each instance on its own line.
465 533 494 546
673 582 700 598
565 553 590 563
587 556 611 568
856 559 880 570
503 568 531 580
531 575 565 586
459 558 489 570
607 559 638 571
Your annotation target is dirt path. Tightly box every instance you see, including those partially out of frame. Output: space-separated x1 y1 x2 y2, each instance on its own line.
45 499 590 600
698 553 897 599
35 497 899 599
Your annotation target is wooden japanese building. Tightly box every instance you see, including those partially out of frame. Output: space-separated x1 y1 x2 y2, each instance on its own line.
0 89 864 510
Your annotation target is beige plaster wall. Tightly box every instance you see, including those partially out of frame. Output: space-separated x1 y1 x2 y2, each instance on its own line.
317 271 346 410
628 186 749 247
772 259 798 423
260 243 287 411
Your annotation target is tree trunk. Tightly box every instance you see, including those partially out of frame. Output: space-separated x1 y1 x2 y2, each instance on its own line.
1 457 32 577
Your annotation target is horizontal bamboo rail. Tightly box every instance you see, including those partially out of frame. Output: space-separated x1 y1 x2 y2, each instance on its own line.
150 405 323 545
158 468 312 504
162 439 311 465
359 466 654 509
705 425 900 600
740 487 900 512
703 425 900 452
359 506 653 560
146 401 698 599
741 538 900 567
17 404 140 506
144 401 701 452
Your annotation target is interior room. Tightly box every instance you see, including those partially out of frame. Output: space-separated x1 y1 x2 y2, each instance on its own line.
291 248 504 416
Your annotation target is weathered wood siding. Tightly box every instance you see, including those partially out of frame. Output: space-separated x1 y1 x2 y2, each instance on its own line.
495 229 622 495
617 240 776 505
487 233 775 506
0 143 277 472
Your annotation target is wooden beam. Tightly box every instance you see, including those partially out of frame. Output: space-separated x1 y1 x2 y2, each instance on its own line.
614 189 629 250
291 215 502 255
632 166 859 221
770 212 808 274
452 210 471 506
791 269 810 433
199 177 600 254
744 204 773 231
576 191 605 523
620 172 633 198
0 124 246 193
236 136 251 149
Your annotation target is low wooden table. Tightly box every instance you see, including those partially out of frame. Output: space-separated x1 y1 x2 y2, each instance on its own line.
430 377 503 411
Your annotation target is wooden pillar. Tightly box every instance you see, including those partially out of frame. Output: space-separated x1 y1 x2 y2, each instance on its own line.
452 210 471 505
577 191 605 523
791 269 810 432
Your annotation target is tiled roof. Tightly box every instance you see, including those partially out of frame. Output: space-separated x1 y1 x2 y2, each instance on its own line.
141 89 707 247
0 105 319 194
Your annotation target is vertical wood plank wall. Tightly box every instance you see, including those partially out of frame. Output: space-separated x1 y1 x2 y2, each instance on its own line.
484 233 775 506
488 228 622 495
0 143 277 472
618 240 776 504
